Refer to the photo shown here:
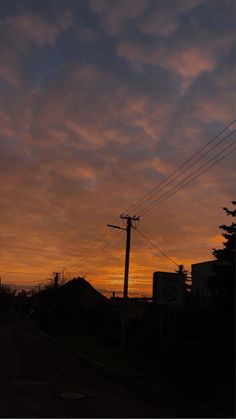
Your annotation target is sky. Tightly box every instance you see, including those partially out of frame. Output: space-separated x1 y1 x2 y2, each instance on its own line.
0 0 235 296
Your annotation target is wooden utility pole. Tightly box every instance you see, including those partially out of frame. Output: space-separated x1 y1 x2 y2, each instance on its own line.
107 214 139 300
107 214 139 349
120 215 139 300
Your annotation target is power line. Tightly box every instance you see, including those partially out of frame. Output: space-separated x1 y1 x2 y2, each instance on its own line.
76 120 236 274
138 140 236 217
77 216 130 274
124 119 236 215
76 216 124 270
133 227 179 267
86 134 235 277
130 129 235 215
77 228 124 276
81 122 235 264
77 227 120 268
81 215 122 252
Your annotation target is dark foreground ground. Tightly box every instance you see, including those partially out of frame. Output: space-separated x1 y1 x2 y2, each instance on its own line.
0 312 234 418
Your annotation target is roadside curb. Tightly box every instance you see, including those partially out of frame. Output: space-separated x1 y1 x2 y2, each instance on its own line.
39 331 234 417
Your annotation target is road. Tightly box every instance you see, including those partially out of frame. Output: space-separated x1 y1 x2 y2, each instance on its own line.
0 313 231 418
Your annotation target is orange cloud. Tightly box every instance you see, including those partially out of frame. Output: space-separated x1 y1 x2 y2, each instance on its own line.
117 26 234 89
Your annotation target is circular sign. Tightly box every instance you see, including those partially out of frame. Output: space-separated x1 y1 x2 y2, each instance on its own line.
162 284 178 302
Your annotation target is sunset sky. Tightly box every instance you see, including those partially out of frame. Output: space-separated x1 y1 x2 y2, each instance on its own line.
0 0 235 296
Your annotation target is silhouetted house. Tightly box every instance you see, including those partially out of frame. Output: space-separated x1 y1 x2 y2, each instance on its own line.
192 259 235 305
34 277 108 331
191 260 215 304
60 277 108 312
55 277 109 331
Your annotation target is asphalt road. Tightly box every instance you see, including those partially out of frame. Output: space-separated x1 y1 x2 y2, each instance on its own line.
0 313 232 418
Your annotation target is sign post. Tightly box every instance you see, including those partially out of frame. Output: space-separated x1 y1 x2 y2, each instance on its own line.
153 271 184 306
153 271 184 357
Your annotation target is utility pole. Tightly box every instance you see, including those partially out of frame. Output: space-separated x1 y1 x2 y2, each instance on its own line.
53 272 60 290
107 214 139 300
120 215 139 300
107 214 139 349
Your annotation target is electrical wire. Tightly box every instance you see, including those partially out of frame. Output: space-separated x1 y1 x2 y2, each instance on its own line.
81 132 236 277
77 228 124 275
76 120 236 274
124 122 236 215
76 121 235 264
82 215 123 252
133 226 179 267
139 140 236 217
130 130 235 215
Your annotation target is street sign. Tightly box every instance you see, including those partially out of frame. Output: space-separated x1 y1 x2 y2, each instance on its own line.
153 271 184 305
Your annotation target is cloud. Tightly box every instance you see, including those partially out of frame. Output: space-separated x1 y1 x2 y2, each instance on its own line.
174 61 236 125
137 0 205 37
0 11 73 86
89 0 206 37
117 39 215 79
117 1 234 91
89 0 150 35
74 27 101 43
5 14 60 48
117 27 233 88
30 61 176 157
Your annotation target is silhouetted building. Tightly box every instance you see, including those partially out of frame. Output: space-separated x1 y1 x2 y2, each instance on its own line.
192 259 235 306
61 277 108 310
191 260 215 304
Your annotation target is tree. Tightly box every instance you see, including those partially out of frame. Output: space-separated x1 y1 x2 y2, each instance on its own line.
212 201 236 262
176 264 192 295
0 285 15 315
208 201 235 299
